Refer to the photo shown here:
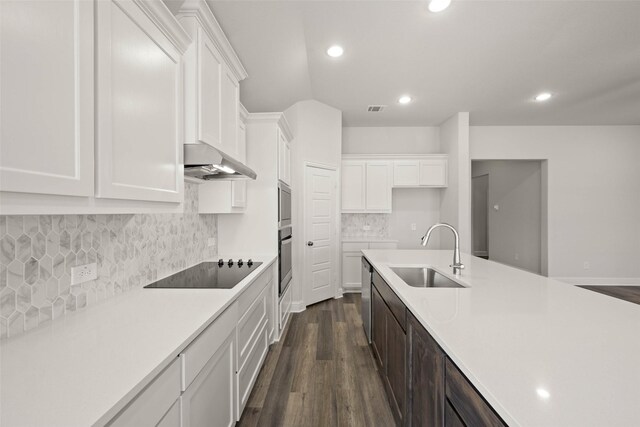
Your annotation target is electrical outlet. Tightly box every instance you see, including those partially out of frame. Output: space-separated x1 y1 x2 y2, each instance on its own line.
514 253 519 260
207 238 216 247
71 263 97 285
363 225 371 231
411 223 417 231
583 261 590 270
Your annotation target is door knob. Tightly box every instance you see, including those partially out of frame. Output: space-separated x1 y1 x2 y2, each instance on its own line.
307 241 314 246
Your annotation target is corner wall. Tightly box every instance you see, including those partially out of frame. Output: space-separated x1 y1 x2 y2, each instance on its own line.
470 125 640 281
285 100 342 309
438 113 471 252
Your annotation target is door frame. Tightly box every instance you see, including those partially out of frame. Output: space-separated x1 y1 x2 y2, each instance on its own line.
302 162 340 307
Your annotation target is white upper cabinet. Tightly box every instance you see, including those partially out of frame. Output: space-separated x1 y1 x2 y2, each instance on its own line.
0 0 94 197
277 129 291 186
341 160 392 213
342 155 447 213
341 161 366 212
392 157 448 188
95 0 189 203
196 29 223 149
365 161 392 212
419 158 448 187
393 160 420 187
178 0 247 160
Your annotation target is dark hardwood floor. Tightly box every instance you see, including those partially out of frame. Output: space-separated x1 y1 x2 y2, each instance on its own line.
579 285 640 305
238 294 395 427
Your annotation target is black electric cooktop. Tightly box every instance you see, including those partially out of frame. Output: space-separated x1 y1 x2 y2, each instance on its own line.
144 260 262 289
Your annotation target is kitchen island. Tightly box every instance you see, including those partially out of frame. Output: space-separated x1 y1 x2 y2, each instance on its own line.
363 249 640 426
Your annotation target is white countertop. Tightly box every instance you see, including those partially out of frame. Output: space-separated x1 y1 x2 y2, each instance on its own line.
342 237 398 243
363 250 640 427
0 256 276 427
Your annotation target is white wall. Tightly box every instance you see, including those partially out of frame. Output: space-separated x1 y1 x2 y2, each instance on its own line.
472 161 542 274
470 125 640 281
342 126 440 154
390 189 441 249
285 100 342 307
439 113 471 252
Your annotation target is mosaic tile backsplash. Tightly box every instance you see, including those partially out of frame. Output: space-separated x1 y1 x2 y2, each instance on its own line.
341 214 391 238
0 183 217 339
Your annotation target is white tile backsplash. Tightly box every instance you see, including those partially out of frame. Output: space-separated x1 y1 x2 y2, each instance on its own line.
0 183 217 339
341 213 390 238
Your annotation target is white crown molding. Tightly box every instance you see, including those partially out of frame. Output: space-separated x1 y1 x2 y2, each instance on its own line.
177 0 248 81
342 153 448 160
239 103 249 123
246 112 293 141
135 0 191 53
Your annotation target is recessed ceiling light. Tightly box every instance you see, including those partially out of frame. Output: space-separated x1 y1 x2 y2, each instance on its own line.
326 45 344 58
428 0 451 13
398 95 412 104
534 92 553 102
536 388 551 400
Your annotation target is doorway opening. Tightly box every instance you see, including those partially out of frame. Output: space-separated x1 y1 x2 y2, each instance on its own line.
471 160 548 275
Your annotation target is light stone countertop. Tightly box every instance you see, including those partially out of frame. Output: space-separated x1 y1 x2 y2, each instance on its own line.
0 256 276 427
341 237 399 243
363 249 640 427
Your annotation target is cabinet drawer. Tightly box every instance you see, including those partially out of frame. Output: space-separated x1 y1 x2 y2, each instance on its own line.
109 358 181 427
342 242 369 252
238 284 268 369
369 242 397 250
373 271 406 332
180 302 238 391
237 321 269 416
237 268 272 315
445 358 506 427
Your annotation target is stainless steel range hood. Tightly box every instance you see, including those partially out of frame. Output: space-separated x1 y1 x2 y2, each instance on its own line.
184 144 257 181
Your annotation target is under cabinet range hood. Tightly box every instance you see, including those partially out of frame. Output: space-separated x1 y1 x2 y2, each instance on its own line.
184 144 257 181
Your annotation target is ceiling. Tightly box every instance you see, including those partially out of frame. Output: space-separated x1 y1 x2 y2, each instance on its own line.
174 1 640 126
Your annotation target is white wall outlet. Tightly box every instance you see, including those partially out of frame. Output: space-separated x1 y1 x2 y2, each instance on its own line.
207 238 216 247
411 223 417 231
514 253 519 260
363 225 371 231
71 263 97 285
583 261 590 270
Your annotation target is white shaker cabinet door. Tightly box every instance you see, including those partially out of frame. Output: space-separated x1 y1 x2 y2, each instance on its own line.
95 0 182 203
365 161 392 212
0 0 94 197
196 29 223 150
220 67 239 159
341 160 366 211
181 333 236 427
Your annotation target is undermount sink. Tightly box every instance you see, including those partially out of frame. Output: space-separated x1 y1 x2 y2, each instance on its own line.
390 267 466 288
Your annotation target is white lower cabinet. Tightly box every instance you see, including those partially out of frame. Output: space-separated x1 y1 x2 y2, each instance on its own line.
107 267 276 427
108 358 181 427
279 283 293 332
181 332 236 427
157 399 181 427
342 241 398 292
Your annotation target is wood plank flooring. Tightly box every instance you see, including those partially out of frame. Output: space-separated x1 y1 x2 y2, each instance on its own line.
579 285 640 305
238 294 395 427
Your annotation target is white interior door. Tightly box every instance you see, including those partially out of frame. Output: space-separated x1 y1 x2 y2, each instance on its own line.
304 165 338 306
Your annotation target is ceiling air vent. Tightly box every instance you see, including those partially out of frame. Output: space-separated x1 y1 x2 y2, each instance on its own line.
367 105 386 112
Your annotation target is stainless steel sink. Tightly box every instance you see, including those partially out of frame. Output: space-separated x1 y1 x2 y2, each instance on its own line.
390 267 465 288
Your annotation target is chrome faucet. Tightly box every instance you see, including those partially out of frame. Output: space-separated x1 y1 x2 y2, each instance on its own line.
421 223 465 275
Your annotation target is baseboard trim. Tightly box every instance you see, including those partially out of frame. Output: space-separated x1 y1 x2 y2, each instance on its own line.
290 301 306 313
554 277 640 286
